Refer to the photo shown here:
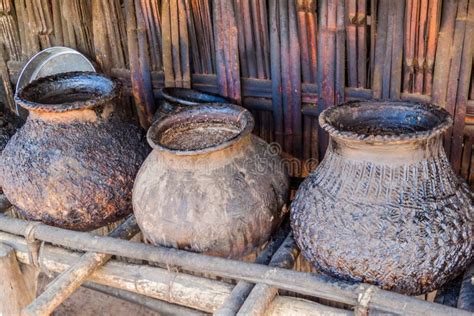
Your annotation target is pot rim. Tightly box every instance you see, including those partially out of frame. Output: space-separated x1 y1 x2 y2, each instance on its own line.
319 101 453 143
15 71 120 113
147 103 255 155
161 87 230 106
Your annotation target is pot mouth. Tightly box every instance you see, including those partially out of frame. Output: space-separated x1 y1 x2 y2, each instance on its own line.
15 71 120 113
147 103 255 155
319 101 453 143
161 87 229 106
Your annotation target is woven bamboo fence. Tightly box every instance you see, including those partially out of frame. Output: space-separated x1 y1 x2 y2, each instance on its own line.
0 0 473 182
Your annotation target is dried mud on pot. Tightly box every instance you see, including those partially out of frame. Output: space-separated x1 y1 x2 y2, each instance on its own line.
133 103 290 258
0 72 150 230
291 101 473 295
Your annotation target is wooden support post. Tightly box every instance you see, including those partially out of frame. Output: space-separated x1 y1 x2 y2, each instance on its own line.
22 215 139 316
237 234 299 315
0 243 35 316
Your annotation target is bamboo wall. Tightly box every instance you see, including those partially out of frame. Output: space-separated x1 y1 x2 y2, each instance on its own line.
0 0 474 185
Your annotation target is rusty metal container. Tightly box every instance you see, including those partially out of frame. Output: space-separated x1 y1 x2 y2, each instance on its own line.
153 87 229 122
291 101 473 295
0 72 149 230
133 104 290 258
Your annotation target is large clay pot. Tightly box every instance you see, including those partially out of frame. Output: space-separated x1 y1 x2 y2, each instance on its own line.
133 104 289 258
0 72 149 230
291 101 473 295
153 87 229 122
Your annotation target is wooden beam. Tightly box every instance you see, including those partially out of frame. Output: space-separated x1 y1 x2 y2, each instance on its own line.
22 216 139 316
0 243 35 315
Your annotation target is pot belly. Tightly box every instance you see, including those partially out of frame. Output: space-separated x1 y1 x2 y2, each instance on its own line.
291 151 473 295
0 119 148 230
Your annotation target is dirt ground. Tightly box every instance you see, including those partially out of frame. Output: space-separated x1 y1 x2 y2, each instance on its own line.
38 276 159 316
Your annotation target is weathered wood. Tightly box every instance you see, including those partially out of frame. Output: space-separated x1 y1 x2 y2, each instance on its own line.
21 216 139 316
0 215 469 316
0 48 15 113
237 234 299 316
0 243 35 315
265 297 354 316
214 222 290 316
84 283 206 316
0 231 351 315
125 0 155 128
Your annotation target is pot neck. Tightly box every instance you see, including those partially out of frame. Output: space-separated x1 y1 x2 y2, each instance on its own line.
28 102 115 124
329 134 444 165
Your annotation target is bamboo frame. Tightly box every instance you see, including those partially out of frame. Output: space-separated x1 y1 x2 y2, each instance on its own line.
0 215 470 315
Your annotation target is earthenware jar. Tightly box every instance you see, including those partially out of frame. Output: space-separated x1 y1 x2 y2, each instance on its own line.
133 104 289 258
0 72 149 230
291 101 473 295
153 87 229 122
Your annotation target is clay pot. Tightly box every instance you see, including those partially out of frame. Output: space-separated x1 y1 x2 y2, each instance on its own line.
153 87 229 122
0 72 149 230
133 104 289 258
291 101 473 295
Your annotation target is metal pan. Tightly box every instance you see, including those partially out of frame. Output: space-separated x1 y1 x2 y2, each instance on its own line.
15 46 96 117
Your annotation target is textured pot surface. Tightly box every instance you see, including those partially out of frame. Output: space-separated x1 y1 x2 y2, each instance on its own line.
153 87 229 122
134 104 289 258
291 101 473 295
0 72 149 230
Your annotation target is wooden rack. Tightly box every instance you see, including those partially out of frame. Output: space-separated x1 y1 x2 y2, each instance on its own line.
0 213 472 315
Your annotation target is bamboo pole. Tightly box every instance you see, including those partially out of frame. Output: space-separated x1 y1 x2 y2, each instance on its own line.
0 215 468 316
0 243 35 315
22 216 139 316
84 283 206 316
237 234 299 315
214 223 290 316
0 231 351 315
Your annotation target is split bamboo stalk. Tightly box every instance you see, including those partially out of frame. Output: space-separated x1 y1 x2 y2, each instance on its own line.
414 0 428 94
0 231 352 315
213 0 241 103
444 0 469 159
423 0 441 95
125 0 155 128
449 0 474 172
22 216 139 316
431 0 458 105
289 0 302 158
356 0 366 88
371 0 388 99
335 0 345 105
346 0 358 87
213 222 290 316
269 0 284 146
0 215 468 316
237 234 299 315
0 48 15 113
389 0 405 100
